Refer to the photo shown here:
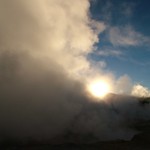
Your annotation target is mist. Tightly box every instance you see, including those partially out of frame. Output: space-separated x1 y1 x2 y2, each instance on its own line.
0 0 150 144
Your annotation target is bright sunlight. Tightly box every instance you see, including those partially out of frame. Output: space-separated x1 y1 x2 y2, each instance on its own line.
88 80 110 98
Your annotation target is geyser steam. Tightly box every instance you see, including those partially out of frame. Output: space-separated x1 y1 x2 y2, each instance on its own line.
0 0 150 144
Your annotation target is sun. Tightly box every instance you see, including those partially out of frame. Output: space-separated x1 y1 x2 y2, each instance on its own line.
88 80 110 98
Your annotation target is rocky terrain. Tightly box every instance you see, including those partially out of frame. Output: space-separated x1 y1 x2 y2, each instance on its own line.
1 96 150 150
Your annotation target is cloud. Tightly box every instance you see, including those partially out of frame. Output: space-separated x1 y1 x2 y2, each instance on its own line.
97 48 123 57
0 0 150 144
100 1 113 22
131 84 150 97
0 0 106 78
121 2 136 17
114 75 133 94
109 25 150 47
0 0 103 142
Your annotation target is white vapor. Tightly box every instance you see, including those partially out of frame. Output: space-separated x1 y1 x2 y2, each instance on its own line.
132 84 150 97
0 0 150 144
97 48 123 57
109 25 150 47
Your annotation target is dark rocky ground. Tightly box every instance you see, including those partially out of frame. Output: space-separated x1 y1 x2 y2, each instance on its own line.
1 97 150 150
1 122 150 150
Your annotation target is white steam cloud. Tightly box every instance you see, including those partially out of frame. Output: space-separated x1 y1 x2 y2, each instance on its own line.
132 84 150 97
0 0 150 144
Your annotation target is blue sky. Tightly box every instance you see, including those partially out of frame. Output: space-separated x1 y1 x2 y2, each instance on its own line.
89 0 150 88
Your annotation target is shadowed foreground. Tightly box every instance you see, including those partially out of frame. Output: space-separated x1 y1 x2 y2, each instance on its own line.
1 121 150 150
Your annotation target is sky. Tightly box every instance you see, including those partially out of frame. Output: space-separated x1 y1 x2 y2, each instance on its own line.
89 0 150 89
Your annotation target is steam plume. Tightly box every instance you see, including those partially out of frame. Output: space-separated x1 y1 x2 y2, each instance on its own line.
0 0 150 144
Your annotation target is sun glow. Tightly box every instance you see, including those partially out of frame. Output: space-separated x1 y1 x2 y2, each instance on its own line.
88 80 110 98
